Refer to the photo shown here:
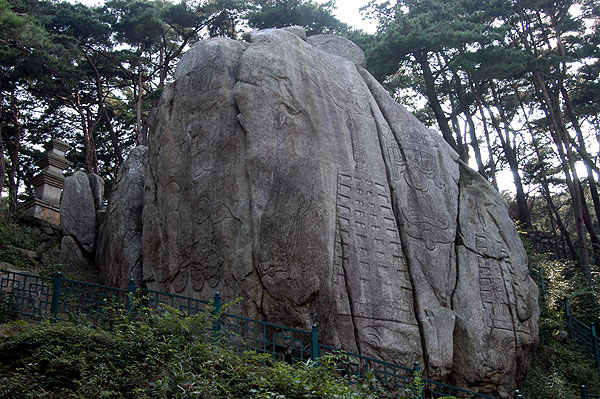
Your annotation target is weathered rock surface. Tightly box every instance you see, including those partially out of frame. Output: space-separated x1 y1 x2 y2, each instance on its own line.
11 246 38 260
101 28 539 397
87 173 105 211
60 235 91 271
60 170 96 252
307 34 366 67
452 164 539 392
97 146 148 288
0 262 15 271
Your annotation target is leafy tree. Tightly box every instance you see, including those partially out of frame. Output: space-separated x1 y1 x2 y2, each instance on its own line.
362 0 600 281
0 0 81 213
363 0 534 227
246 0 346 34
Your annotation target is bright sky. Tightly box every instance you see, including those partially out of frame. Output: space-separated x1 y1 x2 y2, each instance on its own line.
329 0 377 33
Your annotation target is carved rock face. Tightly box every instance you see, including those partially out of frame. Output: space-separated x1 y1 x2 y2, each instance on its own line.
97 146 148 287
101 28 539 397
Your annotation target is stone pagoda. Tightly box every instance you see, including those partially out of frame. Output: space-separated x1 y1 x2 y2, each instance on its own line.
20 139 72 225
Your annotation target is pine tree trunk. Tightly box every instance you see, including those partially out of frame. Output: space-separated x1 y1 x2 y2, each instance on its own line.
534 71 592 280
7 93 20 217
480 85 531 227
455 80 485 177
74 89 99 174
84 51 124 168
415 51 464 159
474 97 499 190
560 84 600 229
531 135 577 260
0 92 5 205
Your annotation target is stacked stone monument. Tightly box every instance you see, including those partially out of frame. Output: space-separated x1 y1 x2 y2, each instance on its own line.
20 139 71 226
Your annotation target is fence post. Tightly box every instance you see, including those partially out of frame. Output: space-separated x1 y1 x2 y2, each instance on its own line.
413 361 424 399
212 292 222 340
581 385 588 399
591 323 599 367
50 272 62 320
310 323 320 362
126 278 135 314
565 297 574 338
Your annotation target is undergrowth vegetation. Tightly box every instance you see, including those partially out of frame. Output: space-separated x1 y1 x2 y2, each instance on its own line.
0 216 38 270
0 211 79 279
0 305 377 399
2 214 600 398
520 236 600 399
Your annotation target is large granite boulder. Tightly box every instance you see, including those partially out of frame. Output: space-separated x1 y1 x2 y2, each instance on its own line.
97 146 148 288
60 170 96 252
100 28 539 397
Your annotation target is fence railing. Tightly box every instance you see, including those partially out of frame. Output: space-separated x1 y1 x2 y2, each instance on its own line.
0 269 544 398
564 298 600 367
581 385 600 399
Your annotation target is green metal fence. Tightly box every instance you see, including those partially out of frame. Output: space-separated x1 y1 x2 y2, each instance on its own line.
320 344 414 398
220 312 314 363
136 284 210 314
0 269 541 399
0 270 53 318
564 298 600 366
581 385 600 399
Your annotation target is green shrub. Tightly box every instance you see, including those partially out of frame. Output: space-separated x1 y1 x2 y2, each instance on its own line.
0 304 376 399
0 293 15 323
519 249 600 398
0 217 38 270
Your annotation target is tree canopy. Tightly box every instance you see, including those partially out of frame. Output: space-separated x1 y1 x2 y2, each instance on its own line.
1 0 599 281
362 0 600 280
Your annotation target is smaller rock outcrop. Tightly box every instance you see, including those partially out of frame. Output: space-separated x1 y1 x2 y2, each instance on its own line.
97 146 148 287
60 235 89 270
307 34 366 67
60 171 97 252
59 170 104 270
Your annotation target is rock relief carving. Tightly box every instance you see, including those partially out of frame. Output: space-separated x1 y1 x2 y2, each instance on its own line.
472 202 532 335
172 267 188 293
478 255 518 333
188 65 214 89
364 326 383 348
162 181 181 283
346 112 367 171
401 191 451 250
334 171 414 324
379 127 454 251
258 185 312 278
305 51 373 170
385 132 445 192
174 197 225 293
486 335 515 370
306 50 365 103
